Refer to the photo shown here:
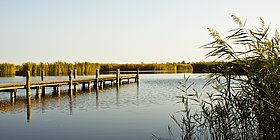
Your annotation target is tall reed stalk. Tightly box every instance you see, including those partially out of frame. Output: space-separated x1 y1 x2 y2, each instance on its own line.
153 15 280 140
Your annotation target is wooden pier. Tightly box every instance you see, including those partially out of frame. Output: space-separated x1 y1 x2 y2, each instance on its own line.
0 69 139 103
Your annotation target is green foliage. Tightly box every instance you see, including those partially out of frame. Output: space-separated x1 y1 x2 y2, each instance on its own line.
170 16 280 139
100 63 193 73
0 62 193 77
19 61 100 76
0 63 15 77
191 61 245 74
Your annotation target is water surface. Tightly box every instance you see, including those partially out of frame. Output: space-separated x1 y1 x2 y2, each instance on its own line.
0 74 209 140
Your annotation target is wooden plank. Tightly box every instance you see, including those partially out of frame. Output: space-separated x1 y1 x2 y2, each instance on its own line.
0 74 138 92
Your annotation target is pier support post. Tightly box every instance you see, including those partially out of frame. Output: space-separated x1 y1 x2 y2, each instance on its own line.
82 83 86 91
69 70 73 94
26 97 32 122
26 71 32 122
36 87 41 100
136 68 139 83
74 69 78 79
26 71 31 100
57 85 61 96
100 81 104 89
88 82 91 91
10 90 16 103
53 86 57 94
116 69 120 88
41 70 45 97
95 69 99 89
74 69 78 93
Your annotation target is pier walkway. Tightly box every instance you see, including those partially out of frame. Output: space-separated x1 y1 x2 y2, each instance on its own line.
0 69 139 103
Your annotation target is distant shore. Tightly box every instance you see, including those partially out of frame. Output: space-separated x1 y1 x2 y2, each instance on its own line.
0 61 238 77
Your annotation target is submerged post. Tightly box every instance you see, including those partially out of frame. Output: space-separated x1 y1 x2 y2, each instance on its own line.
26 96 32 122
136 68 139 83
95 69 99 89
26 71 31 100
36 87 41 100
57 85 61 96
10 89 17 103
26 71 32 122
69 70 73 94
41 70 45 81
41 70 45 97
116 69 120 87
74 69 78 93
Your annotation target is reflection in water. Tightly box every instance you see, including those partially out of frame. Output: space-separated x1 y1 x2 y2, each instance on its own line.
116 87 119 106
41 97 46 114
26 97 32 122
69 92 73 115
0 74 208 140
137 82 140 106
95 89 99 109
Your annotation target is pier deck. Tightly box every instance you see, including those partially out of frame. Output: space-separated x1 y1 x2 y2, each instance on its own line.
0 69 139 103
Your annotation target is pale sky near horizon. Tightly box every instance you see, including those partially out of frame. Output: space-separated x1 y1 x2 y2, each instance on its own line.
1 0 280 64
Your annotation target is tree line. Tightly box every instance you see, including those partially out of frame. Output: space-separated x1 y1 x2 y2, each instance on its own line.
0 63 16 77
0 62 194 77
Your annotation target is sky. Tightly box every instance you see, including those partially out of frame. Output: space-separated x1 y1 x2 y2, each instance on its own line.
1 0 280 64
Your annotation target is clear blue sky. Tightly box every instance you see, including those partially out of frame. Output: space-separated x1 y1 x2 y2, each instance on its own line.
1 0 280 64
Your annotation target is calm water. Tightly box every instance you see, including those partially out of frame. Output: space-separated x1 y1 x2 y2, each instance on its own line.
0 74 209 140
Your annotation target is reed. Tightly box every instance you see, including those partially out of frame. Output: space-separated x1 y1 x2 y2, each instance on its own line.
0 63 15 77
100 63 193 73
154 16 280 140
18 61 101 76
1 61 193 77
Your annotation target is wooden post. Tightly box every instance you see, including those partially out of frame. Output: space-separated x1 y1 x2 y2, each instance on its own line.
100 81 104 89
69 70 73 94
26 97 32 122
53 86 57 94
74 82 78 93
10 90 16 103
41 70 45 81
26 71 32 122
88 82 91 91
26 71 31 100
116 69 120 88
82 83 86 90
74 69 78 93
57 85 61 97
74 69 77 79
41 70 45 97
136 68 139 83
36 87 41 100
95 69 99 89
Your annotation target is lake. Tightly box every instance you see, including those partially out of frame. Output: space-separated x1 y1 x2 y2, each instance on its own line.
0 74 209 140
